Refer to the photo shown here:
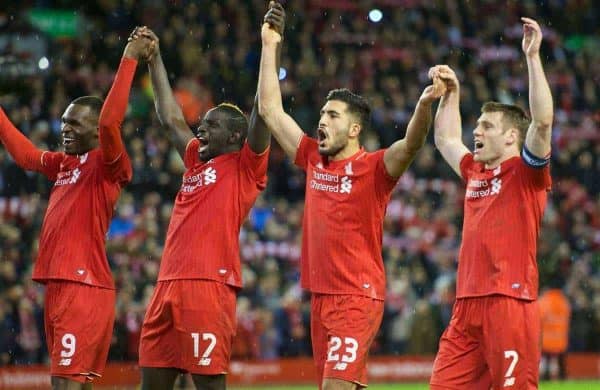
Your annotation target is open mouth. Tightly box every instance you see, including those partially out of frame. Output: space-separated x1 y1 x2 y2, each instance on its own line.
197 135 209 153
63 137 75 147
474 140 484 152
317 129 327 147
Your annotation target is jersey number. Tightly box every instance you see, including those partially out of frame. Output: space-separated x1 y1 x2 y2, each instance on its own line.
326 336 358 369
58 333 76 366
191 332 217 366
61 333 76 357
503 350 519 387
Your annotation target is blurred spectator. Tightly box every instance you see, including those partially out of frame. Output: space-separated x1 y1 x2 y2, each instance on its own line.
539 280 571 380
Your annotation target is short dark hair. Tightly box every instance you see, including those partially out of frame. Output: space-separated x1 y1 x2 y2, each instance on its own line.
481 102 530 148
214 102 248 147
71 96 104 117
326 88 371 132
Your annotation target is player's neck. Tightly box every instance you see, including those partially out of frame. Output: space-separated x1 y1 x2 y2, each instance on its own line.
329 143 360 162
484 150 519 169
65 144 97 156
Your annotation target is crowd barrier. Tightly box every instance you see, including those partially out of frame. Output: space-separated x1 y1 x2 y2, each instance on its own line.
1 354 599 389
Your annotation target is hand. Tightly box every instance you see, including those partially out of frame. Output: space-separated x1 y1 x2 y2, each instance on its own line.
129 26 160 61
261 23 282 45
419 76 446 105
264 1 286 38
429 65 459 95
124 26 157 62
521 17 542 58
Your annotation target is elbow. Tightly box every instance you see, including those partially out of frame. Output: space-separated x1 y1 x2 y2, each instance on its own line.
433 134 444 150
405 142 424 157
158 114 177 129
258 100 274 121
434 132 452 151
533 120 552 133
257 101 267 117
98 112 118 134
257 95 269 116
157 109 184 130
97 121 111 137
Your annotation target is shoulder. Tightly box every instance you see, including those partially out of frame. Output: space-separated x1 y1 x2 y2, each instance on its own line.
300 135 318 152
459 153 475 171
365 148 385 160
240 141 269 158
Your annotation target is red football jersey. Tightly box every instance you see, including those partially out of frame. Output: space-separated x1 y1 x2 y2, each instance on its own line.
32 149 131 288
457 154 551 300
294 135 398 300
158 139 268 287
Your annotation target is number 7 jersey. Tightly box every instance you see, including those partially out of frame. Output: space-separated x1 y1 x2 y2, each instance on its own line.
457 154 551 300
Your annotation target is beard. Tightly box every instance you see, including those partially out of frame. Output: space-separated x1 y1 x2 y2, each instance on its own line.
318 127 350 157
318 139 347 157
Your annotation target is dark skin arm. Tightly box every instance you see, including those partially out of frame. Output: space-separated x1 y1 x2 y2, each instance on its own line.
247 1 286 154
131 27 192 159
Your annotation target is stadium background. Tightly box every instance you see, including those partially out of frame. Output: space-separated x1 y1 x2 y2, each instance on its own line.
0 0 598 388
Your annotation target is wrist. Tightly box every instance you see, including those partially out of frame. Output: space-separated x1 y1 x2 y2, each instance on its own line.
123 51 137 61
262 39 280 48
121 56 138 68
418 97 434 107
147 52 159 65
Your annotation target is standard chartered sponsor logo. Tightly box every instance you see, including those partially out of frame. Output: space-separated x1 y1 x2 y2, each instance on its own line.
181 167 218 193
313 171 339 182
55 168 82 186
310 169 352 194
466 177 502 199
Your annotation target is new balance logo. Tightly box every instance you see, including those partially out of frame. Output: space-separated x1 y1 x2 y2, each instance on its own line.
333 362 348 371
340 176 352 194
59 358 72 366
198 358 212 366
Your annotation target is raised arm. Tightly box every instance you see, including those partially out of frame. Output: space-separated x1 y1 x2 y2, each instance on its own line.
0 107 46 172
247 1 286 154
257 9 304 161
135 27 193 158
98 33 148 167
521 17 553 160
383 77 445 178
431 65 470 177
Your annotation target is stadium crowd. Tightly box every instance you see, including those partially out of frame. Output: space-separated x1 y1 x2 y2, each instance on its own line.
1 0 599 366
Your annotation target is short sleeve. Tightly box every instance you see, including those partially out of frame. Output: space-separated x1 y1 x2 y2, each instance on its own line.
103 152 133 186
184 138 200 168
239 142 269 190
373 149 399 198
459 153 475 182
40 151 65 180
519 161 552 191
293 135 317 171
